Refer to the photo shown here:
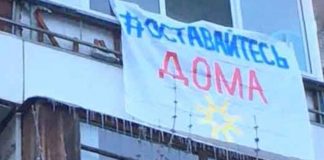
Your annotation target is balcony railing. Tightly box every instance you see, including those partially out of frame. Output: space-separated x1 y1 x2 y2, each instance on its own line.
0 16 122 65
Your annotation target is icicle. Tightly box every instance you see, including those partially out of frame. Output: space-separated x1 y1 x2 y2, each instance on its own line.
138 126 142 139
110 116 115 129
103 115 107 128
101 113 104 128
138 125 143 144
72 107 77 119
115 117 119 132
90 111 95 122
161 130 164 143
122 119 126 135
168 134 174 146
186 138 192 153
149 128 153 142
202 144 206 152
142 126 147 141
158 130 161 144
86 110 89 124
213 146 217 160
51 100 56 112
192 141 197 153
130 121 134 137
68 104 72 114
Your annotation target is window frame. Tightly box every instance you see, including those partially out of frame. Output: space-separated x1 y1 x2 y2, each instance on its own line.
298 0 323 80
88 0 241 28
44 0 323 80
304 78 324 125
305 88 324 124
157 0 242 28
85 0 118 24
296 0 312 74
110 0 322 79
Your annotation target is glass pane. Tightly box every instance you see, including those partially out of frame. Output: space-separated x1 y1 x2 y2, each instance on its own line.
165 0 233 27
313 0 324 70
80 123 99 147
81 150 99 160
306 90 317 122
241 0 309 72
319 92 324 112
90 0 112 15
81 150 117 160
121 0 160 13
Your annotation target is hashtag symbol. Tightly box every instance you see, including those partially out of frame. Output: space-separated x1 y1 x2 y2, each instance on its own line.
119 11 144 37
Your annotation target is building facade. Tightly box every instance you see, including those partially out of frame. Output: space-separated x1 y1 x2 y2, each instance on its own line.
0 0 323 159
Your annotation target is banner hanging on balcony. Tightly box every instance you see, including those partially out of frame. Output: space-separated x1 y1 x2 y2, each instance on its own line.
111 1 314 159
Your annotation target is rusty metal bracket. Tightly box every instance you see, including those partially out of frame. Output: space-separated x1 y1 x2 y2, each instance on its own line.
34 8 60 47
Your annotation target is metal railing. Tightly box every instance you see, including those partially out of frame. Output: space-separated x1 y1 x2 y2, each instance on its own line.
0 16 122 64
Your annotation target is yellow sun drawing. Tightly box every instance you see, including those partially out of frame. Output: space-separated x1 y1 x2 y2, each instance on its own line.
196 96 241 142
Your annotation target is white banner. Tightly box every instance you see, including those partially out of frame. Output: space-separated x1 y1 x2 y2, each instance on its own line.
112 1 314 159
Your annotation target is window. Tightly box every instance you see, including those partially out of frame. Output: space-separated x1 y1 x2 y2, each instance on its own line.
88 0 233 26
55 0 321 76
313 0 324 78
0 112 18 160
306 89 324 124
0 0 12 33
89 0 160 15
122 0 160 13
304 78 324 124
241 0 311 73
90 0 112 15
165 0 232 27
